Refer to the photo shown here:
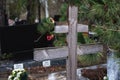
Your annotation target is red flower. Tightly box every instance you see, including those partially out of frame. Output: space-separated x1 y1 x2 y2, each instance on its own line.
47 34 54 41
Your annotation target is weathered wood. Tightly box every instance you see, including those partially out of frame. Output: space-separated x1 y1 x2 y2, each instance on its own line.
54 24 88 33
79 44 103 55
34 44 103 61
67 6 78 80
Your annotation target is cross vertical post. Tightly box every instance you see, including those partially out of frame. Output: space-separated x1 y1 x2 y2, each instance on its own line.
66 5 78 80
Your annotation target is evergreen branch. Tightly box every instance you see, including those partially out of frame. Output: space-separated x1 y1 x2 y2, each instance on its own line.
92 24 120 32
101 27 120 32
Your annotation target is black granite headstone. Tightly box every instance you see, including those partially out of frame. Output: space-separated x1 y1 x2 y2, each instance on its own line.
0 24 37 61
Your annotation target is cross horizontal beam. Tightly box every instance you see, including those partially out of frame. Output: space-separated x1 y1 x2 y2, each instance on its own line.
54 24 88 33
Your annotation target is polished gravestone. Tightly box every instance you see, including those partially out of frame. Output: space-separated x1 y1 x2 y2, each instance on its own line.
0 24 36 61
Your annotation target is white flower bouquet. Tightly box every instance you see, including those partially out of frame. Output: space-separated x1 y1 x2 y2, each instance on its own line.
8 69 28 80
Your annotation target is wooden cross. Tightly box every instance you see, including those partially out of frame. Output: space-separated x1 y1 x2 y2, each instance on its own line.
54 6 88 80
34 6 105 80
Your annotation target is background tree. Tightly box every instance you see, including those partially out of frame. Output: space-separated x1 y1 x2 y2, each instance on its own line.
79 0 120 52
7 0 37 24
0 0 7 26
7 0 27 20
27 0 37 24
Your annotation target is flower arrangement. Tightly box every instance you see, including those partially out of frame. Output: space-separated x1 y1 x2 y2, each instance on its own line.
37 17 55 42
8 69 28 80
37 17 55 34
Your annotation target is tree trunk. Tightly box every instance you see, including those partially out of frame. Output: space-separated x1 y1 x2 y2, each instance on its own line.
27 0 36 24
0 0 6 26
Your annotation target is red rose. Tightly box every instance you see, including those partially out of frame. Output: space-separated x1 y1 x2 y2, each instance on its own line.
47 34 54 41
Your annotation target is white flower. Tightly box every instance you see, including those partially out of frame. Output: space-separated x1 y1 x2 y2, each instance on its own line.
8 69 27 80
16 71 22 77
12 70 17 74
103 76 108 80
8 75 12 80
13 77 19 80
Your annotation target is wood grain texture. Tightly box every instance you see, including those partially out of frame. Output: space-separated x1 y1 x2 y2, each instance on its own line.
54 24 88 33
67 6 78 80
